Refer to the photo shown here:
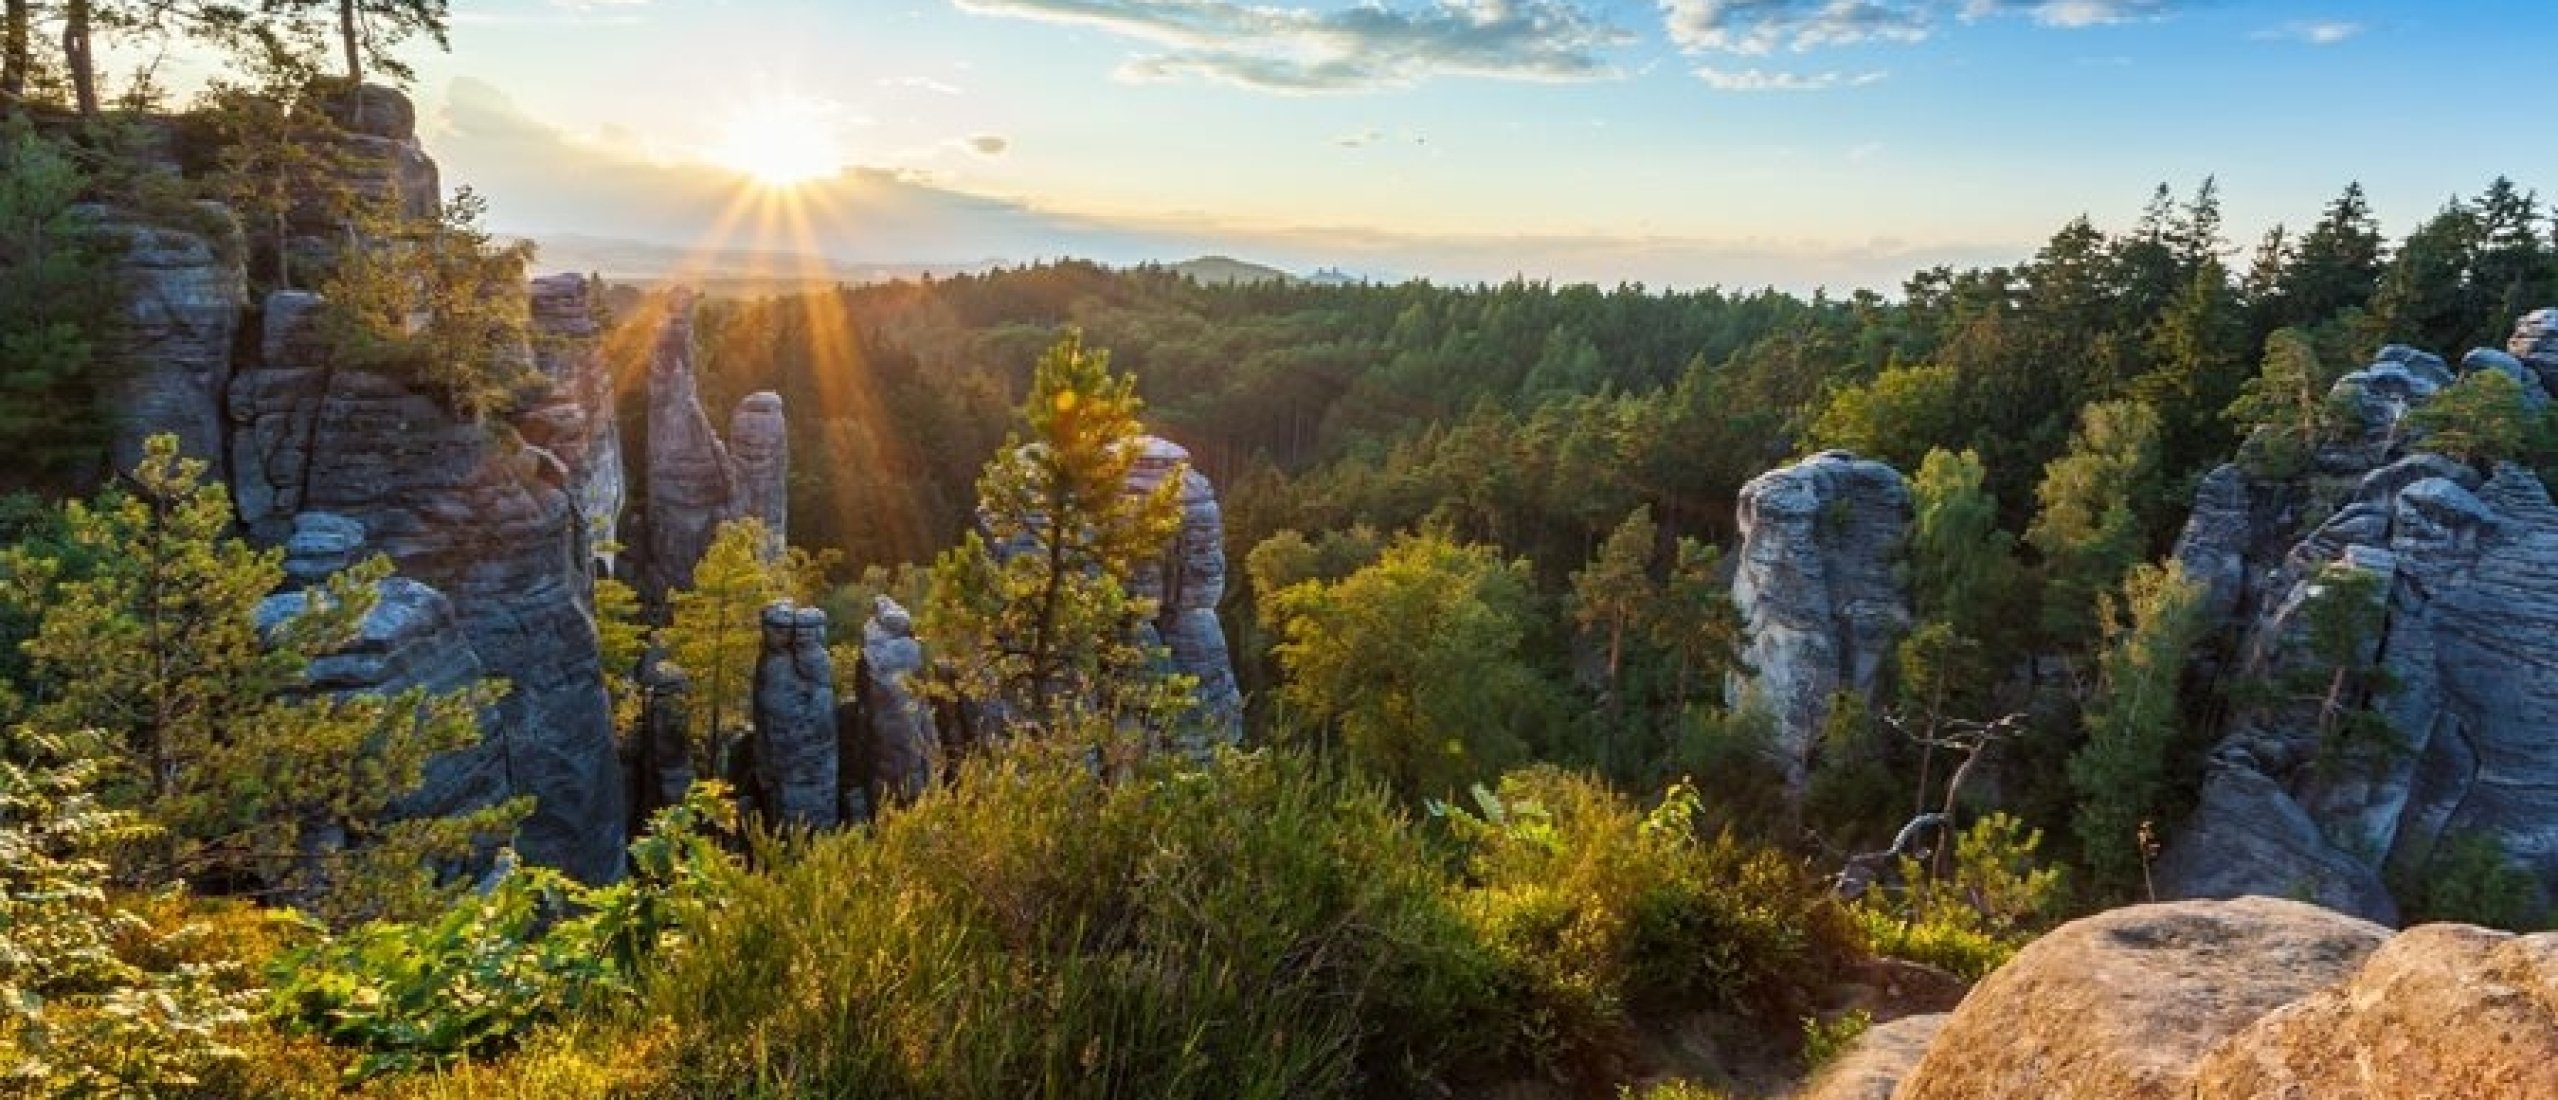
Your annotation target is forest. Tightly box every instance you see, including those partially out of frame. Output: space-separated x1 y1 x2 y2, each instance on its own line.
7 0 2558 1094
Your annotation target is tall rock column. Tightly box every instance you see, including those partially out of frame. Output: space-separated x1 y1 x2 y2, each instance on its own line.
1124 437 1244 750
853 596 937 816
751 602 838 829
1728 450 1914 793
99 204 248 470
642 290 736 595
729 391 789 560
521 274 624 575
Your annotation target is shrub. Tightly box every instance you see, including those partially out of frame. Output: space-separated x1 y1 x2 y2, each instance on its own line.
1800 1008 1871 1072
645 747 1492 1099
2396 831 2542 931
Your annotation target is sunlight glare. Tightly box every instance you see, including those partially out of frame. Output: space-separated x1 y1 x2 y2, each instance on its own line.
714 97 843 187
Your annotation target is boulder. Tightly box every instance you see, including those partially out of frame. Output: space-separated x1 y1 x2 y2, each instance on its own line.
1727 451 1912 791
1798 1013 1943 1100
750 602 838 829
2508 307 2558 391
2193 923 2558 1099
230 290 626 880
1894 897 2388 1100
95 204 248 470
854 595 936 814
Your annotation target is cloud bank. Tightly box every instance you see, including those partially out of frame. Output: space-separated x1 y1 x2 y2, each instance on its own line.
1658 0 2178 55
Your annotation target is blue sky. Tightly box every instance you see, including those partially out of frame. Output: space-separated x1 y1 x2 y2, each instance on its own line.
383 0 2552 290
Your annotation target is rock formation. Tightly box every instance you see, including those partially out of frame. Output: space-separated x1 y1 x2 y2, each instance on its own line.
2193 922 2558 1098
2512 308 2558 389
1727 450 1913 791
1798 1013 1944 1100
852 596 936 814
256 513 489 705
631 652 695 817
230 292 626 879
750 602 838 829
520 274 624 575
636 292 791 595
1124 437 1243 751
1893 898 2389 1100
96 204 249 471
641 291 736 595
729 391 788 560
2162 320 2558 923
1869 897 2558 1100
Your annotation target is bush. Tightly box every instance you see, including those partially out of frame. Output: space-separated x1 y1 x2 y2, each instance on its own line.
2396 831 2542 931
1441 769 1856 1081
645 747 1492 1099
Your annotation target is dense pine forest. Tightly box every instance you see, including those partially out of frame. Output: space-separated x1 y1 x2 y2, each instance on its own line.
9 0 2558 1093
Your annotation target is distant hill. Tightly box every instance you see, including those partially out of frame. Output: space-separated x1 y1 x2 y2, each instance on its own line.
1159 255 1299 285
518 233 1002 293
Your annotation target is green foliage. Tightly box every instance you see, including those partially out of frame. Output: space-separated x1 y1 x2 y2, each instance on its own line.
2394 832 2542 931
2281 563 2400 776
1810 362 1963 473
0 126 125 485
1440 771 1852 1079
2226 328 2346 478
0 436 510 921
1267 530 1556 799
272 782 736 1080
2026 400 2163 649
319 188 540 422
1799 1009 1871 1073
1 727 261 1096
2068 560 2210 894
647 747 1493 1098
923 331 1192 753
2410 368 2535 468
1571 504 1658 690
664 517 793 776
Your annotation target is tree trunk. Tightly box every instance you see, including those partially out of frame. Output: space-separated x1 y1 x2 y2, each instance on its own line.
339 0 362 86
2 0 29 113
63 0 94 116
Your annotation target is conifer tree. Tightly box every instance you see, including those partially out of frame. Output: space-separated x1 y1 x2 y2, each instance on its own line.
922 332 1188 750
665 517 791 779
2026 401 2162 650
2225 328 2343 478
1570 504 1657 691
0 436 508 920
2067 560 2209 894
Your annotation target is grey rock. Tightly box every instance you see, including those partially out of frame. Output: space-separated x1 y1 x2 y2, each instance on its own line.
2461 347 2550 411
2173 463 2255 624
633 654 695 814
2509 307 2558 391
94 204 248 470
855 595 936 812
640 290 738 596
729 391 788 559
520 274 624 575
281 511 369 588
229 290 626 881
1728 450 1913 792
1126 439 1242 751
751 602 837 829
2157 757 2400 924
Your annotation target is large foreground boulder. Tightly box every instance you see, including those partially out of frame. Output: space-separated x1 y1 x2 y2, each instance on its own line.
1799 1013 1944 1100
1894 897 2388 1100
2194 922 2558 1099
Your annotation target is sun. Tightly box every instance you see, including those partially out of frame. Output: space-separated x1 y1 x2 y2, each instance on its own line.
713 97 842 187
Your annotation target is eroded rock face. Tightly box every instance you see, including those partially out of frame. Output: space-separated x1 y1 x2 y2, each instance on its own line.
97 205 249 470
1125 437 1242 751
853 596 936 814
2509 308 2558 392
520 274 623 574
1728 451 1912 791
751 602 837 829
631 653 695 817
2163 327 2558 922
1894 898 2388 1100
2194 923 2558 1099
641 291 736 596
229 292 626 881
729 392 788 560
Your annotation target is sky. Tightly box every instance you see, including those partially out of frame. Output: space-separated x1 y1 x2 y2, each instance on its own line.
344 0 2558 292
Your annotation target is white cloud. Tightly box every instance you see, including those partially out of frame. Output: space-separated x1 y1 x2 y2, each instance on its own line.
1694 66 1887 90
2254 20 2363 45
953 0 1631 92
881 75 966 95
1660 0 2180 54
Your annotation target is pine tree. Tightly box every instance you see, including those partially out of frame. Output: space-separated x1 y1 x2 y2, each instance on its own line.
319 187 539 421
2026 401 2163 650
665 517 791 780
1570 504 1657 691
0 436 508 920
2067 560 2209 894
921 332 1188 752
2225 328 2343 478
0 129 124 486
2409 368 2534 468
